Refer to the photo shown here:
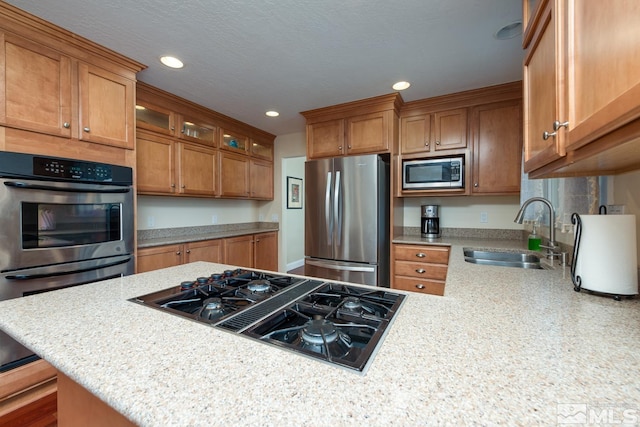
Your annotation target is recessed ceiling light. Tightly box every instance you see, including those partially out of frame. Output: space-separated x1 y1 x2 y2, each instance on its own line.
494 21 523 40
160 56 184 69
392 81 411 91
265 111 279 117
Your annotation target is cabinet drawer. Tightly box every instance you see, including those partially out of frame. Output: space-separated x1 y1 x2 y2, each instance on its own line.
394 245 450 264
394 261 448 280
393 276 445 296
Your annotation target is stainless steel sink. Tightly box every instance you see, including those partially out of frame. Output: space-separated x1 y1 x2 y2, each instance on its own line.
463 249 545 269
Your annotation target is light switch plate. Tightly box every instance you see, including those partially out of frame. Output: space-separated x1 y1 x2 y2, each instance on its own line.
480 212 488 223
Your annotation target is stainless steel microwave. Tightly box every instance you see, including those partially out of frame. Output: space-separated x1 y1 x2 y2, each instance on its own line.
402 156 464 190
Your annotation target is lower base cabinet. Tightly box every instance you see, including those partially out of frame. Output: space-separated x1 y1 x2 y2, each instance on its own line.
137 232 277 274
392 244 450 296
0 359 57 427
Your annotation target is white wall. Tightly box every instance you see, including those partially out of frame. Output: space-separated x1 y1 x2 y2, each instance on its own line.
402 195 522 229
137 196 260 229
282 157 305 270
611 169 640 265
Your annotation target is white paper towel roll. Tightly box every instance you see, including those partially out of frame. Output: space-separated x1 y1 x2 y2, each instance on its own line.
574 214 638 295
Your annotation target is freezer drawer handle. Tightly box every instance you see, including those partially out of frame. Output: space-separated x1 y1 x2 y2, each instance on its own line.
4 181 131 194
5 256 132 280
306 260 375 273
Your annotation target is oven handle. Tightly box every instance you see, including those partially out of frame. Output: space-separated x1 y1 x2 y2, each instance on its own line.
5 256 132 280
3 181 131 193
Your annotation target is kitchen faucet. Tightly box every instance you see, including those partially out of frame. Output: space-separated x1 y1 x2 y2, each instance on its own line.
514 197 561 258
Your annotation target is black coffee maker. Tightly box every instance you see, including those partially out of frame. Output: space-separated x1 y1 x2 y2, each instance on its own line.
421 205 441 238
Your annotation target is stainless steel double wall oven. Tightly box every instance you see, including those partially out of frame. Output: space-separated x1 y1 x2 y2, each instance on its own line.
0 151 134 371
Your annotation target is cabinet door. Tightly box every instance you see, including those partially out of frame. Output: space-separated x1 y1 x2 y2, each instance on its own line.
178 143 218 196
0 33 72 137
135 101 175 136
523 0 566 172
185 240 222 263
250 137 274 160
178 115 216 147
78 63 135 149
220 151 250 197
564 1 640 151
224 235 254 268
137 245 183 273
307 119 344 159
250 159 273 200
433 108 467 150
254 232 278 271
346 111 389 155
220 129 248 154
471 100 523 194
136 132 176 194
400 114 432 154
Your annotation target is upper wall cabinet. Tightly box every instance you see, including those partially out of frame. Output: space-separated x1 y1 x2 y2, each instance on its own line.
0 4 144 167
301 93 402 160
136 82 275 200
400 108 467 155
523 0 640 178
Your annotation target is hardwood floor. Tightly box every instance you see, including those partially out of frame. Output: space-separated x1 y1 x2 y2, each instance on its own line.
287 265 305 275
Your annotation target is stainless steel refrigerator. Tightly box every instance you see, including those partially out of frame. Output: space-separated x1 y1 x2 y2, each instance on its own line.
304 154 389 287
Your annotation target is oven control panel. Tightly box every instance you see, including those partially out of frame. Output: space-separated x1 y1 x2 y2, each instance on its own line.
34 157 113 182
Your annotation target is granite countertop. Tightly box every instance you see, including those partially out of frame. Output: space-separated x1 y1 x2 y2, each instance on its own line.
137 223 279 248
1 238 639 425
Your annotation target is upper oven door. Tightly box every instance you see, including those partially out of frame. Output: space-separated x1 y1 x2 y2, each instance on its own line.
0 178 134 271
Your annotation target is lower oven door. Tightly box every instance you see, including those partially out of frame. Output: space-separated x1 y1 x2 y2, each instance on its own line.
0 254 133 372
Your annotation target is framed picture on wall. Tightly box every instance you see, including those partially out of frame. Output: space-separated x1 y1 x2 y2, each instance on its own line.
286 176 303 209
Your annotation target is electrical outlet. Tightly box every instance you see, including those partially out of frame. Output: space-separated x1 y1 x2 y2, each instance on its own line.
271 214 279 222
211 215 218 224
480 212 488 223
147 216 155 228
607 204 625 214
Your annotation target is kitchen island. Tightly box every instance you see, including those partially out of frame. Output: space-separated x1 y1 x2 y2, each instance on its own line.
1 240 639 425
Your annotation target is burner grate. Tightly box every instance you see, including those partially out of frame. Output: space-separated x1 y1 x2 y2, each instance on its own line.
216 280 323 332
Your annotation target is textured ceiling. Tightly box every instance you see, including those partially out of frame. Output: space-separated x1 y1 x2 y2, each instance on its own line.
6 0 524 136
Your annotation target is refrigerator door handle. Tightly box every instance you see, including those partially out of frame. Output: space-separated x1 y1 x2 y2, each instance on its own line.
305 259 376 273
334 170 342 246
325 171 333 245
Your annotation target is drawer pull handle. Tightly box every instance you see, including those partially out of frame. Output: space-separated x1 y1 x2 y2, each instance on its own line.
416 284 425 289
416 268 426 274
416 253 426 258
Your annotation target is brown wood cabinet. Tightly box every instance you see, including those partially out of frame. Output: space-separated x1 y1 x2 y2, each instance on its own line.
471 99 523 194
223 231 278 271
0 4 144 166
136 83 274 200
137 130 218 197
301 93 401 160
392 244 449 296
523 0 640 177
400 109 467 155
136 240 223 273
0 359 57 427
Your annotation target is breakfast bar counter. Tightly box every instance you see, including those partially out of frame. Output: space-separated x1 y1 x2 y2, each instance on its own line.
1 241 639 425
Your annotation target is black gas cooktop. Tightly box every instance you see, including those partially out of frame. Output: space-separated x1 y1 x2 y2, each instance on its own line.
130 269 406 372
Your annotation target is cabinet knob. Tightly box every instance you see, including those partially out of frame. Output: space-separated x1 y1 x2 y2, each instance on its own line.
338 146 343 151
176 251 181 255
553 120 569 131
348 145 352 149
416 253 426 258
474 183 478 187
186 250 191 254
542 130 557 140
181 185 185 189
435 141 441 145
63 122 70 129
415 268 426 274
424 141 429 147
171 184 176 188
415 284 425 289
83 127 90 133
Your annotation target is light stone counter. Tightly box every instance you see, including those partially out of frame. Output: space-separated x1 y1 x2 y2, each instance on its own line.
1 239 639 426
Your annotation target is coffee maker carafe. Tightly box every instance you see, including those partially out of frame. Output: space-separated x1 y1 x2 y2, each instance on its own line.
421 205 441 238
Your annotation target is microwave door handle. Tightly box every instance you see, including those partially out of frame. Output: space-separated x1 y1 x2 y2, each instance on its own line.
334 171 341 247
325 172 332 245
5 256 132 280
3 181 130 194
